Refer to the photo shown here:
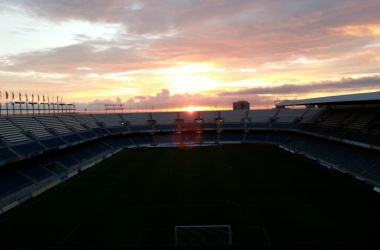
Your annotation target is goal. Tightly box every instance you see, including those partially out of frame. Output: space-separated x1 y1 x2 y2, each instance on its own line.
175 225 232 246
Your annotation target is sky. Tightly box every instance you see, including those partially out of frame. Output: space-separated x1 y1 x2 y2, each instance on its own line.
0 0 380 111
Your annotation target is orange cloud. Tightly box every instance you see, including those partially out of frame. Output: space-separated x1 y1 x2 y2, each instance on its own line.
334 25 380 37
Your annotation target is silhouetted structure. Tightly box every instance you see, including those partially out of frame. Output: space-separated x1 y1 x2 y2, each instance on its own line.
233 101 250 110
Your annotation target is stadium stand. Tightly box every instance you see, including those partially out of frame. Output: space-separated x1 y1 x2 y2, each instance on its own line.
78 131 97 139
56 115 88 131
9 116 52 139
74 115 99 128
299 108 324 123
276 108 307 123
221 110 246 123
365 163 380 181
266 132 291 144
17 163 54 182
327 145 380 173
0 147 18 164
179 111 198 123
202 131 218 143
245 132 269 142
40 137 66 149
10 142 45 156
249 109 277 122
106 127 129 133
0 168 33 199
53 154 78 169
61 134 82 143
2 93 380 210
128 133 154 145
362 134 380 146
106 136 133 148
270 123 293 129
121 113 150 125
92 114 123 127
200 111 219 123
246 123 270 129
200 123 218 129
129 125 153 132
0 117 30 144
35 116 72 135
151 112 177 124
65 147 94 162
153 133 173 144
85 142 110 155
347 109 380 131
219 123 244 129
181 131 200 143
92 128 108 136
154 124 177 130
219 131 244 142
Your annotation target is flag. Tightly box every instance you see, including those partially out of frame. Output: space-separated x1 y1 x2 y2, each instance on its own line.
19 92 21 101
57 96 59 103
43 95 45 102
25 93 28 102
38 94 40 102
32 94 34 102
12 91 14 100
6 91 8 100
48 96 49 102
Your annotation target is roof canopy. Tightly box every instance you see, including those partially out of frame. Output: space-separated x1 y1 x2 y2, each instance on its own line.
279 91 380 106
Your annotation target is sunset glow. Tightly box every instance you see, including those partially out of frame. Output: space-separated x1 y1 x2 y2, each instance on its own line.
0 1 380 111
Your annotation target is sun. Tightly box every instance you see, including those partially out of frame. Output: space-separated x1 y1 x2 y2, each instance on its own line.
183 106 207 112
183 107 197 112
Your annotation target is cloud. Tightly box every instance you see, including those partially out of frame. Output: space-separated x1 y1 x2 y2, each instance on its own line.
333 25 380 37
1 0 380 105
219 75 380 96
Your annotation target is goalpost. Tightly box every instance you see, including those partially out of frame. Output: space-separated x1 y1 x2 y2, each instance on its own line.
175 225 232 246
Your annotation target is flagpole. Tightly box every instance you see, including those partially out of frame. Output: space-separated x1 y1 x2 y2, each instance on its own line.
19 92 21 116
32 94 34 116
26 93 29 116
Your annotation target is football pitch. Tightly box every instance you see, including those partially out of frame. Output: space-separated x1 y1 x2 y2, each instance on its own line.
1 144 380 249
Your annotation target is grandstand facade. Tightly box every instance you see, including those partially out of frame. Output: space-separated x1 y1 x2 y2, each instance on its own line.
1 92 380 213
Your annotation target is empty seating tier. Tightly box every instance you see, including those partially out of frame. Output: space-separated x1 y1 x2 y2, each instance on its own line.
35 116 72 135
10 116 52 139
200 111 219 123
0 147 18 163
221 110 246 123
56 115 88 131
40 138 66 148
74 115 99 128
91 114 123 127
0 169 34 198
0 118 30 144
10 142 45 156
121 113 150 125
151 112 177 124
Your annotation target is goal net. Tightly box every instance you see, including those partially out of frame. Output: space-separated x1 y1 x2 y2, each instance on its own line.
175 225 232 246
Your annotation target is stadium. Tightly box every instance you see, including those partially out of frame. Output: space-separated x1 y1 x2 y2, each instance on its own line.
0 91 380 249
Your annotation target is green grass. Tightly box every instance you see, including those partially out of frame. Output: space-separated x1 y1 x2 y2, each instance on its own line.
1 144 380 249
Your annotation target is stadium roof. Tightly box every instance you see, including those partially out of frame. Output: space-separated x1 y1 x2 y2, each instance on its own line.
279 91 380 106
